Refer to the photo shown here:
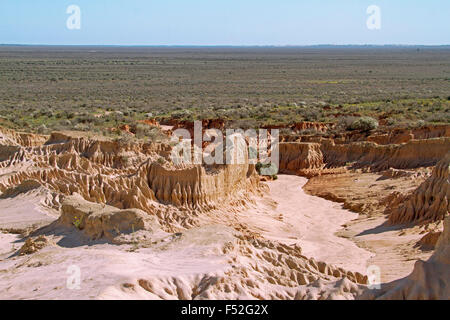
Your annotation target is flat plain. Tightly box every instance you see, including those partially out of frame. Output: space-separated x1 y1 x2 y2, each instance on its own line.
0 46 449 132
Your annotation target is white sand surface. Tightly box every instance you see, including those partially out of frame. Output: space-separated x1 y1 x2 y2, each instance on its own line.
0 188 58 231
0 226 235 300
236 175 374 273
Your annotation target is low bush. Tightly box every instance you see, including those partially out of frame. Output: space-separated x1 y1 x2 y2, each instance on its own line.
347 116 379 132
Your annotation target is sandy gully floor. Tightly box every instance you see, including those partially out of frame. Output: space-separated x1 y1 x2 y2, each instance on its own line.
236 175 374 274
257 175 432 283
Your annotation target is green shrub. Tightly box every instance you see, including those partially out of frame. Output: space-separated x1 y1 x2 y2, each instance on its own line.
115 134 134 145
73 215 83 229
300 108 323 122
36 124 48 134
348 116 379 132
157 157 166 165
337 116 357 130
134 123 167 142
255 162 278 176
385 118 397 126
426 112 450 123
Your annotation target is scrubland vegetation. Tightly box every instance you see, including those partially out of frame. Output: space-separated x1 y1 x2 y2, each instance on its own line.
0 46 449 135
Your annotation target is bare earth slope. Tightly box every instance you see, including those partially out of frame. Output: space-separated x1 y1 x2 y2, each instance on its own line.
0 184 369 300
0 125 449 299
0 127 370 300
359 216 450 300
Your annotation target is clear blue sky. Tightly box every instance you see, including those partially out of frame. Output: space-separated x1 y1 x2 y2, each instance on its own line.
1 0 449 45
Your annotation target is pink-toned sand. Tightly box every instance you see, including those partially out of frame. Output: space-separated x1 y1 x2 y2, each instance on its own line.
235 175 373 273
0 175 380 299
0 175 376 299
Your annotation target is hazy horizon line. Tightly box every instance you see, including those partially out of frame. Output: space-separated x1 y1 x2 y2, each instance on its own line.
1 43 450 48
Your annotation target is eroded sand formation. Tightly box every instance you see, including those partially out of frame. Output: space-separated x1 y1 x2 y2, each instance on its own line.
387 153 449 225
279 143 324 177
0 129 260 231
0 123 449 300
359 216 450 300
